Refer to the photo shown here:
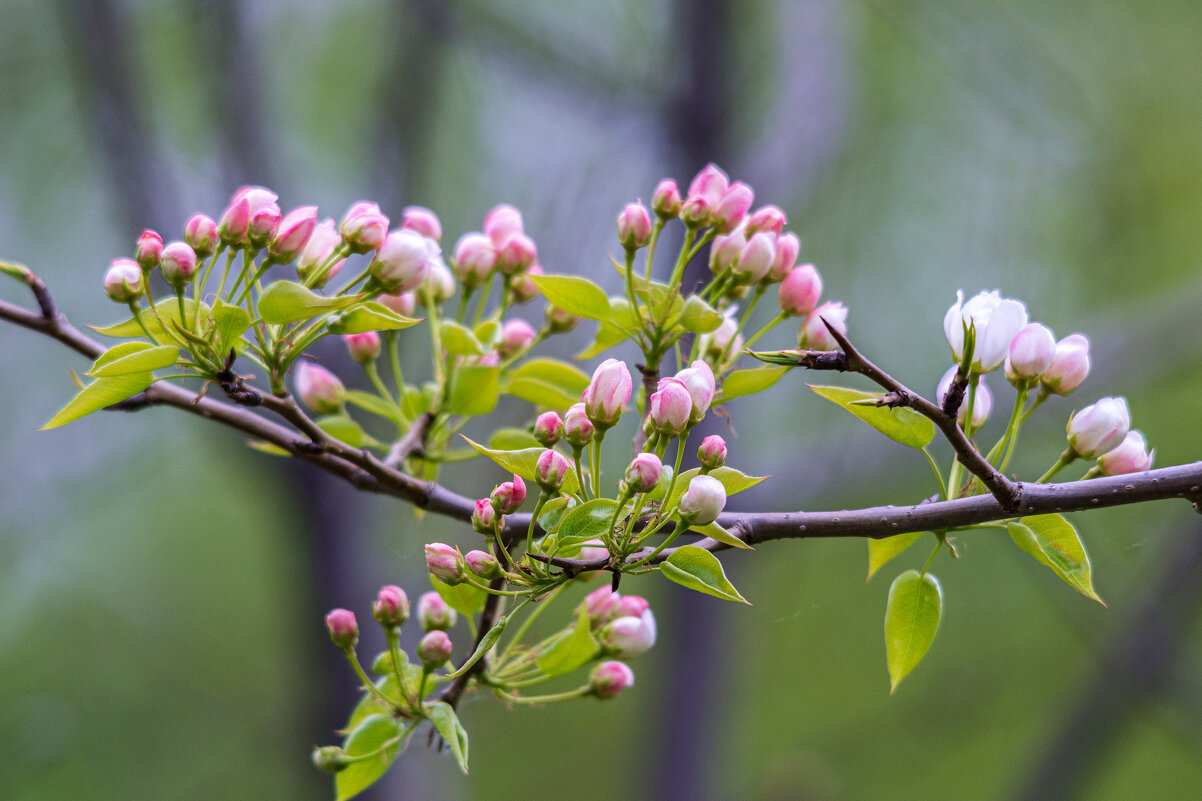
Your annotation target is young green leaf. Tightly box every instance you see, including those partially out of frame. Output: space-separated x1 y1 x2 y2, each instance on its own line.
439 320 484 355
430 574 487 618
537 605 600 676
488 427 542 451
336 714 410 800
426 702 470 774
316 414 366 448
1007 514 1104 605
0 259 32 282
211 302 253 354
661 545 750 603
867 532 925 581
664 466 768 511
344 390 401 421
327 301 420 334
86 344 179 377
90 298 210 338
530 273 611 320
257 280 361 324
510 358 590 396
690 520 754 550
448 365 499 416
884 569 942 693
553 499 619 551
721 366 790 401
41 372 155 430
679 294 723 333
809 384 936 449
505 377 580 410
461 437 580 495
474 319 500 347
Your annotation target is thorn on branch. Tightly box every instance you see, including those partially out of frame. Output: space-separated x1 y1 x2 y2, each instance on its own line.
941 367 969 418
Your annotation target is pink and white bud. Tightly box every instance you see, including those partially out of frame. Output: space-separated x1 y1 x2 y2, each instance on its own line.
652 179 682 219
401 205 442 243
545 303 581 334
612 595 650 620
579 538 609 564
745 205 787 237
484 203 524 246
582 358 633 430
1008 322 1057 380
733 231 777 284
563 402 595 448
452 232 498 287
135 230 163 271
417 630 454 669
104 258 143 303
371 228 435 293
678 474 726 525
679 195 712 228
768 232 801 281
687 163 730 207
583 586 620 628
701 309 743 361
294 361 345 414
490 475 527 514
218 196 252 247
269 205 318 262
649 377 694 436
599 609 657 659
1068 397 1130 459
713 181 754 233
625 453 663 493
372 585 410 628
943 290 1030 373
465 549 503 580
160 241 198 289
420 257 456 305
534 411 564 446
472 498 498 534
590 660 635 699
617 202 654 250
535 448 571 492
936 365 993 428
498 318 537 357
417 591 457 632
496 232 538 275
378 291 417 317
325 608 359 649
219 186 279 248
184 214 219 259
342 332 381 364
1097 430 1154 476
425 542 466 585
509 263 542 304
248 204 282 248
800 301 848 351
697 435 727 471
1043 333 1091 395
778 263 823 317
709 230 746 274
296 219 345 288
674 359 716 424
339 201 390 254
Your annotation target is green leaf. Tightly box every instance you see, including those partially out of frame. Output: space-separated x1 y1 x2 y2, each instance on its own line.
211 302 253 354
884 569 942 693
461 437 580 495
316 415 365 448
90 298 210 338
506 377 579 410
345 390 400 421
1007 515 1105 605
448 365 500 417
328 301 421 334
511 358 590 395
86 344 178 377
679 294 723 333
247 440 291 457
690 520 753 550
336 714 409 800
661 545 750 603
431 574 486 618
41 372 154 430
552 499 618 551
488 427 542 451
575 298 637 359
664 466 768 511
867 532 925 581
537 605 599 676
474 319 500 347
426 702 470 774
258 280 361 324
722 366 790 401
439 320 484 355
538 495 572 533
809 384 936 449
530 273 611 320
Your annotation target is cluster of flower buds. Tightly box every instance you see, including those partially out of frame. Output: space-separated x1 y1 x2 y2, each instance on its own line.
451 203 540 290
1068 397 1153 475
646 359 717 437
582 586 657 661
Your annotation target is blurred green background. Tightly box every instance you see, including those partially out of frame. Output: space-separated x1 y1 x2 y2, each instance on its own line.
3 1 1202 799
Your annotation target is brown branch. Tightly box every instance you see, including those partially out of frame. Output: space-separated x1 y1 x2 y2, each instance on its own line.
384 411 435 469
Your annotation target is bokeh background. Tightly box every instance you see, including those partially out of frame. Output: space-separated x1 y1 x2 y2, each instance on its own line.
3 1 1202 799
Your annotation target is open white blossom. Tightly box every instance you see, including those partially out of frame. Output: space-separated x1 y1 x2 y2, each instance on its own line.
943 290 1029 373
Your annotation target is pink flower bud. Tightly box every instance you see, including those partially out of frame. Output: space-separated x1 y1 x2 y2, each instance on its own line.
220 186 280 248
484 203 524 246
294 361 345 414
709 230 746 274
420 258 456 305
936 366 993 428
701 310 743 361
135 229 163 271
733 231 777 283
496 232 538 275
652 179 682 219
697 435 727 470
339 201 389 253
371 228 435 293
678 474 726 525
778 263 823 317
184 214 219 259
612 595 650 620
674 359 716 424
563 402 595 447
687 163 730 207
599 609 657 658
160 241 198 289
296 219 344 287
509 263 543 304
1068 397 1130 459
417 630 453 669
1097 430 1154 476
342 332 381 364
625 453 663 493
417 591 457 631
372 585 410 628
325 608 358 649
590 661 635 699
269 205 318 262
582 358 633 429
768 232 801 281
1043 333 1091 395
104 258 143 303
401 205 442 243
377 291 416 317
649 377 693 436
472 497 499 534
1008 322 1057 380
452 232 498 287
218 197 251 247
490 475 527 514
498 318 537 357
745 205 787 237
617 202 654 249
545 303 581 333
679 195 713 228
465 549 503 580
713 182 754 233
248 204 282 248
583 586 620 628
579 538 609 564
534 411 564 446
799 301 848 351
535 448 571 492
425 542 466 585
